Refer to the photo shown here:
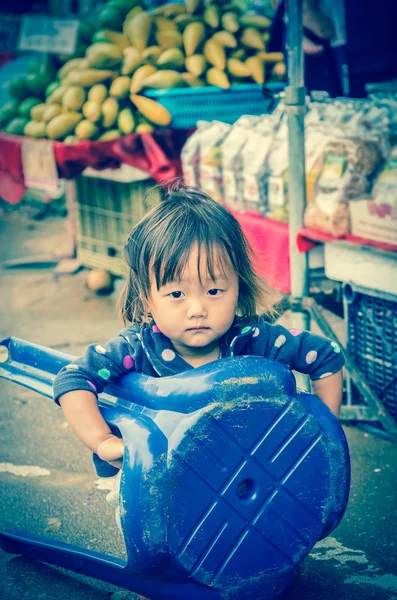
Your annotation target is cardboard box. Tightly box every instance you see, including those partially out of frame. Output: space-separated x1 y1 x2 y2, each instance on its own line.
349 199 397 246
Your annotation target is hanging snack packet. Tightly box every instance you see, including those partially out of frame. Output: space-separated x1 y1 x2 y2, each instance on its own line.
181 121 212 189
242 114 281 214
199 121 231 203
221 115 262 212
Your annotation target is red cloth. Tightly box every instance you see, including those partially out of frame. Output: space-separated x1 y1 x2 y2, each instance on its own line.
231 210 291 294
0 128 194 204
297 227 397 253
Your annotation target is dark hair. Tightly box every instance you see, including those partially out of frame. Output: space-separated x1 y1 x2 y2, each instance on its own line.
118 182 279 324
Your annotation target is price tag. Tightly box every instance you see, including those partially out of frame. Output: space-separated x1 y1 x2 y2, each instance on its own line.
0 15 20 53
18 16 79 55
21 139 59 194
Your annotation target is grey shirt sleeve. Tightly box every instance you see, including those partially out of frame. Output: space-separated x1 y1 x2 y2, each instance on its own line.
53 328 139 405
250 319 345 380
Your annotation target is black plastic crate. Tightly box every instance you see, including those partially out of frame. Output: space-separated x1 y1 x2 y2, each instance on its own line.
344 284 397 421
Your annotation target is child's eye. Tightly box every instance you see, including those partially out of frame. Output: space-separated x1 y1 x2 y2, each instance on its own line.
207 288 223 296
169 291 184 299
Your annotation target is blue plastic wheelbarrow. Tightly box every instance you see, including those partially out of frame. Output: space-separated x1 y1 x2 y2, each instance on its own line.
0 337 350 599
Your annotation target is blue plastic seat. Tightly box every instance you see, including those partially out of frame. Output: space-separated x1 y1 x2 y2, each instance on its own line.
0 337 350 600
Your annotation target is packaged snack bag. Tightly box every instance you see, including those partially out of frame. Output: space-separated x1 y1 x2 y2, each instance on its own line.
241 113 282 214
199 121 231 203
221 115 262 212
181 121 212 189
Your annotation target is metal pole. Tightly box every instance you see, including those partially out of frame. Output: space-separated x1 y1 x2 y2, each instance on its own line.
285 0 310 332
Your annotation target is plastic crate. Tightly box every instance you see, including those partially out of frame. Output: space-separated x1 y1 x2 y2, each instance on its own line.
144 83 284 129
74 173 160 277
344 283 397 421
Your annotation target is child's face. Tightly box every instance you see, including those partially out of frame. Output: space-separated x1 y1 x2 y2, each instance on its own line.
147 244 239 358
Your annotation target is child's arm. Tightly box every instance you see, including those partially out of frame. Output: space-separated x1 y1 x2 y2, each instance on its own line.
59 390 124 465
251 320 345 417
54 329 139 465
311 370 343 417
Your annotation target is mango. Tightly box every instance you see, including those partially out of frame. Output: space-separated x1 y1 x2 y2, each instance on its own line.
185 55 206 77
118 107 136 134
122 47 142 75
98 129 121 141
42 104 63 123
75 119 99 140
204 39 226 70
62 85 86 111
82 101 102 123
246 56 265 84
156 30 183 49
30 103 48 122
86 43 123 68
206 67 230 89
65 69 116 87
130 94 172 126
88 84 108 104
101 97 119 128
157 48 185 70
183 22 205 56
46 112 82 140
110 76 131 99
24 120 47 138
142 46 163 65
142 70 182 89
124 11 152 51
130 64 156 93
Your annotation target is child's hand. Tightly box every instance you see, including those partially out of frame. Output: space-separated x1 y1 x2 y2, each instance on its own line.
97 434 124 469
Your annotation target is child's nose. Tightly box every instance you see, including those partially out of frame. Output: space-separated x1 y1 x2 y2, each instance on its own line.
186 298 207 319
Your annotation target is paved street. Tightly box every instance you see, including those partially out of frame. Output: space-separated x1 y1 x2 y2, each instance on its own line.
0 205 396 600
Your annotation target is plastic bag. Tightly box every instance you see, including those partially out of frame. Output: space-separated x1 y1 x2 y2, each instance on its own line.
241 113 282 214
181 121 212 189
221 115 262 212
199 121 231 203
304 131 385 235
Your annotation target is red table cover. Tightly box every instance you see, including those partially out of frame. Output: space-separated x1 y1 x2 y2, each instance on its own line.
0 128 193 205
231 214 397 295
231 210 293 294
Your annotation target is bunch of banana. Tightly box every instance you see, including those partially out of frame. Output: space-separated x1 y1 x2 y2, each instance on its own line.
1 0 285 141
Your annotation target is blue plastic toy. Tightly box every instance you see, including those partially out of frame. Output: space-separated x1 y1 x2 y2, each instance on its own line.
0 337 350 599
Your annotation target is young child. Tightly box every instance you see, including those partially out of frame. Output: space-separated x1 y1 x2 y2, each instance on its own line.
54 183 344 481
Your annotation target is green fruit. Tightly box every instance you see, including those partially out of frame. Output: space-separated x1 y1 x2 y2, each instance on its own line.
4 117 29 136
0 101 19 127
108 0 139 11
26 71 51 96
18 97 43 118
117 107 135 134
92 30 109 43
79 21 96 43
9 76 30 100
98 7 125 31
27 58 42 74
45 81 61 98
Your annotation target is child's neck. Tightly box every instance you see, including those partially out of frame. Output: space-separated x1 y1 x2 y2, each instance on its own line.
176 344 221 368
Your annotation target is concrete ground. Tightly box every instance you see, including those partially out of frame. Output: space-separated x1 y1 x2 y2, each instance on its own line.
0 203 396 600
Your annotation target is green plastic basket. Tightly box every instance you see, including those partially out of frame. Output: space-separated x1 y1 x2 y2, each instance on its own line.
144 83 284 128
75 174 160 277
